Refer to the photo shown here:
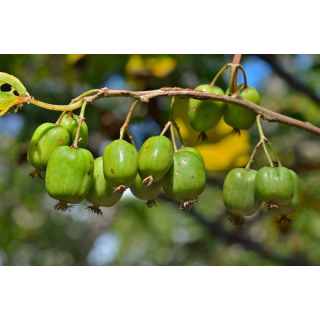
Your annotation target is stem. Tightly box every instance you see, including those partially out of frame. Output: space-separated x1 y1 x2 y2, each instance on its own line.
125 128 137 150
120 99 140 140
160 121 172 136
256 115 274 167
169 97 185 148
30 98 83 112
170 123 178 153
245 140 263 170
55 111 67 125
70 89 101 104
72 100 87 148
266 140 282 167
238 65 248 88
210 64 230 87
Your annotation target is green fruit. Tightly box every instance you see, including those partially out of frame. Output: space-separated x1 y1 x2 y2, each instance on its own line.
179 147 205 167
162 150 206 210
223 168 262 224
272 170 300 224
138 136 173 186
103 139 138 192
130 173 162 207
45 146 94 211
254 166 294 207
224 84 260 131
60 112 88 148
27 123 70 178
188 84 224 132
86 157 123 215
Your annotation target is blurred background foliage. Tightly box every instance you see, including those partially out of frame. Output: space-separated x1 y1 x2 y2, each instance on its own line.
0 54 320 266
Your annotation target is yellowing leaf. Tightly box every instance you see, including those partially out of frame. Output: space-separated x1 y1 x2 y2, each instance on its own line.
125 55 147 75
126 55 177 78
145 57 176 78
173 98 250 171
65 54 86 65
0 72 29 96
0 72 30 116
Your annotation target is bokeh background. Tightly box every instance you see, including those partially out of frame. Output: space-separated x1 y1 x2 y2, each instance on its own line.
0 54 319 266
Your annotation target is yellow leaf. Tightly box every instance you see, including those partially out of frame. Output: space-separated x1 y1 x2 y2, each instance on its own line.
65 54 86 65
125 55 147 75
145 57 176 78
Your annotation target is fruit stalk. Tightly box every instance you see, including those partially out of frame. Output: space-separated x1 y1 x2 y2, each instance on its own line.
245 139 263 170
170 122 178 152
125 127 137 150
169 97 184 148
238 65 248 88
55 111 67 125
72 100 87 148
266 140 282 167
160 121 172 136
119 99 140 140
210 64 230 87
256 115 274 167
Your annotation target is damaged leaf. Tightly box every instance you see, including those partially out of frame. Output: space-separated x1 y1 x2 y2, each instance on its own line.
0 72 30 116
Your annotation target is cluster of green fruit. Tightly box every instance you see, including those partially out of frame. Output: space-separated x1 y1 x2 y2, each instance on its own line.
27 112 206 215
188 83 260 138
223 166 300 225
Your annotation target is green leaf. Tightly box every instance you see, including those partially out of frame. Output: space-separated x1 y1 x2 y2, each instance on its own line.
0 72 30 116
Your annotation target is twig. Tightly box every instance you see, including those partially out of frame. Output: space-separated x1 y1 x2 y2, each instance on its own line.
232 54 242 92
29 87 320 136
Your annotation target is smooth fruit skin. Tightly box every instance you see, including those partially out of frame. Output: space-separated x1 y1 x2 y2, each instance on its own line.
103 139 139 188
274 170 300 216
45 146 94 205
130 173 162 201
60 113 88 148
162 150 206 202
188 85 224 132
86 157 122 207
27 123 70 171
138 136 173 182
254 166 294 206
223 168 262 216
224 84 260 130
179 147 205 167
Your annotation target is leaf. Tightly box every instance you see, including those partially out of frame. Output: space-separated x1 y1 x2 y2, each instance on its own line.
0 72 30 116
145 57 176 78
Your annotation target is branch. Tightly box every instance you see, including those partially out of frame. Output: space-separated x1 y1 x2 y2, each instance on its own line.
232 54 242 92
79 87 320 136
